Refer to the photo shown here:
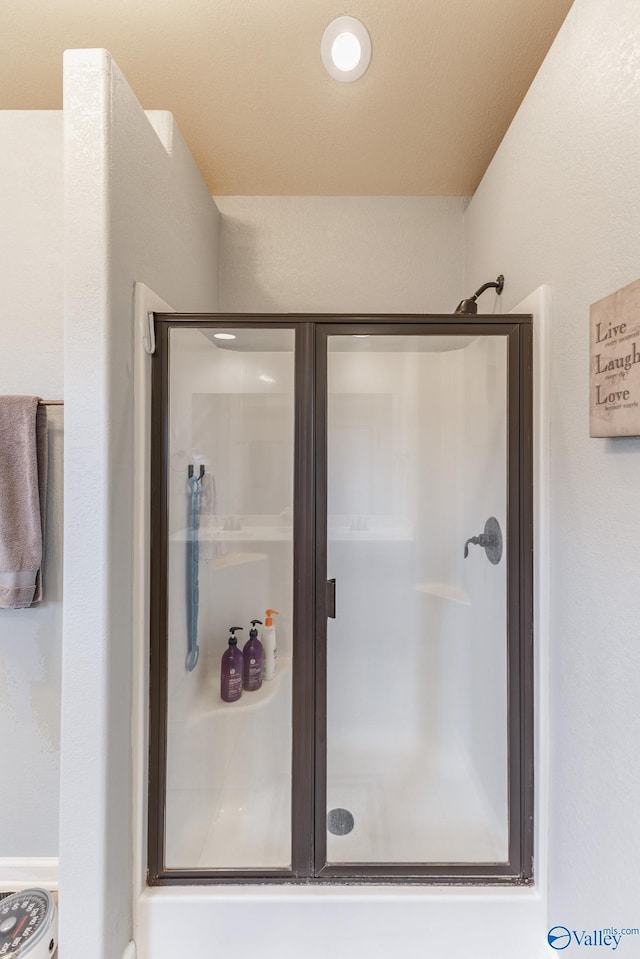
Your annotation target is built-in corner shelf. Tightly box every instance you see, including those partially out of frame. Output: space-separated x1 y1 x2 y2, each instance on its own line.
193 656 291 721
413 582 471 605
170 526 292 543
207 550 268 569
169 526 290 568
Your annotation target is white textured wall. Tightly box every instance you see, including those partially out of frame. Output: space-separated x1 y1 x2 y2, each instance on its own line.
61 50 220 959
465 0 640 933
217 196 466 314
0 112 63 868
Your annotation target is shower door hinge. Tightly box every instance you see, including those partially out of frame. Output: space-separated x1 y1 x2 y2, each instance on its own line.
326 578 336 619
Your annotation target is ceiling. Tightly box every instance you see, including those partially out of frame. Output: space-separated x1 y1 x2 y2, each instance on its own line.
0 0 574 196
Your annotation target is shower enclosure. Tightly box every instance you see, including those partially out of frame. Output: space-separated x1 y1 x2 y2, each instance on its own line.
148 314 533 884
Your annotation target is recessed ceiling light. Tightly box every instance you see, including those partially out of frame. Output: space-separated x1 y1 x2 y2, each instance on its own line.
214 332 236 340
332 33 361 72
321 16 371 83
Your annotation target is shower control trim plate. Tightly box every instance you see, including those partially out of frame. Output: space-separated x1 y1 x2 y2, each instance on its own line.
464 516 503 565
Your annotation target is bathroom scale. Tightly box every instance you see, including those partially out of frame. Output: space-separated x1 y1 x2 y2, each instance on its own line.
0 889 57 957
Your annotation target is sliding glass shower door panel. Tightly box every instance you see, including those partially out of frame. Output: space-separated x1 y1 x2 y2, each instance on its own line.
324 333 509 866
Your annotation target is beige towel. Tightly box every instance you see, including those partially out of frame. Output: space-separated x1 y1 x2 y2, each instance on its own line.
0 396 48 608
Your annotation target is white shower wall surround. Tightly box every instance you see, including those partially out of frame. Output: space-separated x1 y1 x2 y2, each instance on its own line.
162 329 509 872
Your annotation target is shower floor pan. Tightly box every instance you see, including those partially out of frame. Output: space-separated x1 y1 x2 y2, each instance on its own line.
326 742 507 865
165 740 506 872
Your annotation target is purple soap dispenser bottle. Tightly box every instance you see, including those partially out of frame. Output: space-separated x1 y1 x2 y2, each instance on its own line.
243 619 264 691
220 626 244 703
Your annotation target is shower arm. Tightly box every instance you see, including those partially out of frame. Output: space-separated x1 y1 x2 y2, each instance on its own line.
454 275 504 315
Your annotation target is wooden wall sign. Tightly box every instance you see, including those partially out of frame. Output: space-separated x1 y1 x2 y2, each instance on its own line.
590 278 640 437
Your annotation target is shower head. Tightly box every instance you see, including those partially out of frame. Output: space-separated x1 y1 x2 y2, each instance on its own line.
454 274 504 314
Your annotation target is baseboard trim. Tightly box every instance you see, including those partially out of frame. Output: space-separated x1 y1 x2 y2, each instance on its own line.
0 857 58 891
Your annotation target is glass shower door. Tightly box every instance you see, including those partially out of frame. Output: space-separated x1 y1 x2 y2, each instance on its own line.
156 323 297 876
321 329 513 871
149 313 533 885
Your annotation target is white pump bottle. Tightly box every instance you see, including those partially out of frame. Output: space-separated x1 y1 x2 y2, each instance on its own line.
261 609 279 681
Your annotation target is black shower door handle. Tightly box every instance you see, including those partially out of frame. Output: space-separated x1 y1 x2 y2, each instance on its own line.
326 578 336 618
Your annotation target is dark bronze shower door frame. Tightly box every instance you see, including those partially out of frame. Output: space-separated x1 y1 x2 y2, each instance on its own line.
148 313 533 886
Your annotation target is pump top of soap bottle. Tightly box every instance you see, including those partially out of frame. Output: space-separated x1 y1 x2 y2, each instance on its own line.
228 626 243 646
249 619 263 637
264 609 279 626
